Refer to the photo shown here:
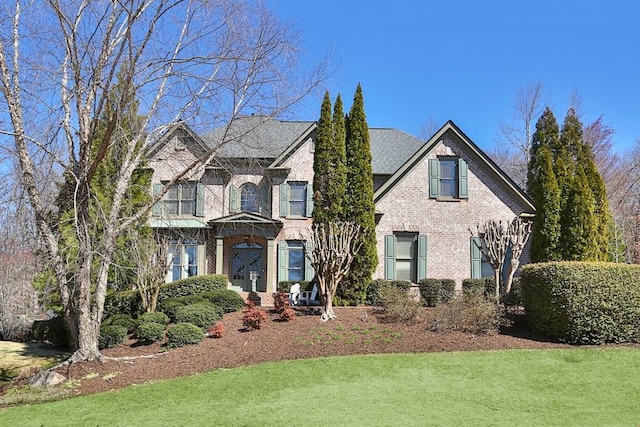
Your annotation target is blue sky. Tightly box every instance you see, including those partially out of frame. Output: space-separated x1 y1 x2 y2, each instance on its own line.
273 0 640 153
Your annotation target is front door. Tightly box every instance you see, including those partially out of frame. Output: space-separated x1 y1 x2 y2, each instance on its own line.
231 243 264 292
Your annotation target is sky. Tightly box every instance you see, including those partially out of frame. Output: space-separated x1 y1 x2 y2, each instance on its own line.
272 0 640 154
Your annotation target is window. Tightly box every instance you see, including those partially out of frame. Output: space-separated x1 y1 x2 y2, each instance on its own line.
240 184 259 212
168 240 199 282
278 240 314 282
279 182 313 217
153 182 204 217
385 234 427 282
429 158 468 200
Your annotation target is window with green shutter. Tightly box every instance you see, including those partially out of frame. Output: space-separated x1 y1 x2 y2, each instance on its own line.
278 240 314 282
279 182 313 217
429 157 468 200
385 233 427 282
154 181 203 217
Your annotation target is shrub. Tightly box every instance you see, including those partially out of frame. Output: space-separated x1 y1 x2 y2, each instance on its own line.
103 289 142 318
378 284 421 324
99 325 128 349
502 277 522 307
278 307 296 322
432 292 508 335
103 314 139 334
418 279 456 307
207 322 225 338
158 295 207 321
521 262 640 344
136 322 166 344
166 323 204 348
157 275 228 303
174 302 223 330
31 316 72 349
200 289 245 313
366 279 415 306
272 291 290 313
139 311 170 326
242 301 268 330
277 280 309 293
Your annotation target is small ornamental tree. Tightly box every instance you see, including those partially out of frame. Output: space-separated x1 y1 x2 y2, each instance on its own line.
470 217 532 297
306 222 363 321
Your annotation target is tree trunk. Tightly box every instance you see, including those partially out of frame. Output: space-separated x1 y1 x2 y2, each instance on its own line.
320 289 336 321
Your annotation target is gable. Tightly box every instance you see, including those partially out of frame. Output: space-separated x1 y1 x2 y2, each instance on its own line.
374 121 535 214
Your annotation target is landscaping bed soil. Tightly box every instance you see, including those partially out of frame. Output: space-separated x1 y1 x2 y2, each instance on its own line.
41 306 584 397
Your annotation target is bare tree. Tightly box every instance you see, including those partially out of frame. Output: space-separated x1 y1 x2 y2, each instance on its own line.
470 217 532 297
419 117 440 141
306 222 363 321
0 1 325 362
128 231 172 313
492 81 546 187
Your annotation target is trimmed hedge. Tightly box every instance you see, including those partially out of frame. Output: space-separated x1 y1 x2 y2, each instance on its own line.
139 311 170 326
103 313 139 333
365 279 413 306
521 262 640 344
103 289 142 318
99 325 128 349
462 278 496 298
158 295 207 321
174 302 223 330
167 323 204 348
31 316 72 349
200 289 245 313
136 322 166 344
157 275 228 303
418 279 455 307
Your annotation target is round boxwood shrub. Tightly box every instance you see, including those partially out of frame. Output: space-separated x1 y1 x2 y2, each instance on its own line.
136 322 166 344
31 315 72 349
159 295 207 321
104 313 139 333
139 311 170 326
99 325 128 350
200 290 245 313
166 323 204 348
174 302 223 330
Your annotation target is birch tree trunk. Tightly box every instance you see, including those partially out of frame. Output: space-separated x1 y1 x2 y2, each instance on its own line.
0 1 325 362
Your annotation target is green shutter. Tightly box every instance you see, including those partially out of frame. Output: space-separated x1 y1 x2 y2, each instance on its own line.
279 183 289 217
458 158 468 199
278 242 288 281
304 240 314 281
259 183 269 215
195 182 205 217
471 237 482 279
384 235 396 280
417 235 427 281
305 183 314 217
229 185 239 213
428 159 440 199
152 183 163 216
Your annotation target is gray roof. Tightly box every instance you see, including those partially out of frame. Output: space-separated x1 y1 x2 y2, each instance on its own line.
200 115 425 175
201 116 314 159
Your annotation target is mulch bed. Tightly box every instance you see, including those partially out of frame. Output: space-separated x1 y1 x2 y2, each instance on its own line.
43 306 579 397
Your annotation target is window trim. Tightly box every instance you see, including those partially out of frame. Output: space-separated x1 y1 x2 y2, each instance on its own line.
428 157 468 200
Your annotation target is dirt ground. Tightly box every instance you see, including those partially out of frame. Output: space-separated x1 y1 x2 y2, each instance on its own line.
31 306 583 397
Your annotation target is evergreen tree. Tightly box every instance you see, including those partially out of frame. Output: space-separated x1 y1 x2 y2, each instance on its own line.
55 71 152 290
561 165 597 260
530 146 561 262
526 107 559 198
340 84 377 304
312 91 334 225
330 94 347 219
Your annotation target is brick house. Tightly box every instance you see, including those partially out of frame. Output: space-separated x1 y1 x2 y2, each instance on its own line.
148 116 534 304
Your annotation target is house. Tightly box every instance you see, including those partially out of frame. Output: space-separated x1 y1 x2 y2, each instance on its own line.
148 116 534 304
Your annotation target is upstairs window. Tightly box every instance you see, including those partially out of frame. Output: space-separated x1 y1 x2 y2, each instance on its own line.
240 183 259 213
152 182 204 217
429 157 468 200
279 182 313 218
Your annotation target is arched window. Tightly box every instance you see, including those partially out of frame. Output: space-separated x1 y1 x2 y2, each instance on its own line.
240 183 259 212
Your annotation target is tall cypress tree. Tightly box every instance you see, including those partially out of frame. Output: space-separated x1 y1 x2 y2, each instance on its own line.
562 165 597 260
527 107 559 198
329 94 347 220
531 146 561 262
312 91 334 225
340 84 377 304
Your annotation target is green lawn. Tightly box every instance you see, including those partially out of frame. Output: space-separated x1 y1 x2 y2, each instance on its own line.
2 348 639 426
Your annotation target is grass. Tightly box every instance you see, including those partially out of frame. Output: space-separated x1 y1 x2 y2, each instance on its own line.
0 341 70 387
1 348 640 426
